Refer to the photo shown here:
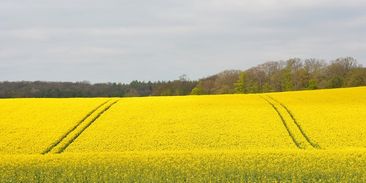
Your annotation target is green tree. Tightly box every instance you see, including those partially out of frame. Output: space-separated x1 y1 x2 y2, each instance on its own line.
307 79 318 89
234 72 247 93
190 86 204 95
281 69 293 91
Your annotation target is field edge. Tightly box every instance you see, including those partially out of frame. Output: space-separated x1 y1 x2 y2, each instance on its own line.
1 150 366 182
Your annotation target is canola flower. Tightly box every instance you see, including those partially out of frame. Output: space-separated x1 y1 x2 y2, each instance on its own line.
65 94 296 152
0 87 366 181
269 86 366 149
1 150 366 182
0 98 107 154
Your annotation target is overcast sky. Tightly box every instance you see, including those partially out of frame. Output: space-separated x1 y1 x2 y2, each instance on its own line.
1 0 365 83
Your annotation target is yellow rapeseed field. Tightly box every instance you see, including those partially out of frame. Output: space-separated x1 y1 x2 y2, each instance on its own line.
0 98 107 154
1 150 366 182
65 95 296 152
1 87 366 181
269 87 366 149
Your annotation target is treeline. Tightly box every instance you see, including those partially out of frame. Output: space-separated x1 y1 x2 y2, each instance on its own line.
192 57 366 94
1 57 365 98
0 79 197 98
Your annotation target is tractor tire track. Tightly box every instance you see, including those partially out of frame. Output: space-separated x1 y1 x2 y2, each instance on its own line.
42 99 119 154
267 96 321 149
41 100 110 154
260 96 303 149
55 100 119 153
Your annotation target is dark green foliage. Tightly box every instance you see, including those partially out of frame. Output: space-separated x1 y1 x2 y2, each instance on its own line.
0 57 365 97
0 80 197 98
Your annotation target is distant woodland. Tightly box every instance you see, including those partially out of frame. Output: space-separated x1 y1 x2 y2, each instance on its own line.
1 57 366 98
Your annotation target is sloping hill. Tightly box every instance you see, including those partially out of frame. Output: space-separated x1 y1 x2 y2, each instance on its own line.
1 87 366 182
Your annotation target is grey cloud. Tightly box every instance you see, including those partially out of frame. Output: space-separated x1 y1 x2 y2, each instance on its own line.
0 0 365 82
